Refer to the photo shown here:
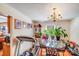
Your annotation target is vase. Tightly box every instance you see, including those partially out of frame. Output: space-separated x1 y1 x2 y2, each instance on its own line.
56 36 60 41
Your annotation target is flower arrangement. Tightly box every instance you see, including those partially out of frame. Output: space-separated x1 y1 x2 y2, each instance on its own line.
44 27 68 40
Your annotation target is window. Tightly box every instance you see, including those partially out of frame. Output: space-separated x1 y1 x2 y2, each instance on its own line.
0 15 8 36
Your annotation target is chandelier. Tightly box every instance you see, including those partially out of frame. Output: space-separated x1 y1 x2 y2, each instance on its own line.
48 8 62 22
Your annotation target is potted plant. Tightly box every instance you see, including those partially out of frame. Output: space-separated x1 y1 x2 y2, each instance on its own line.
44 27 68 41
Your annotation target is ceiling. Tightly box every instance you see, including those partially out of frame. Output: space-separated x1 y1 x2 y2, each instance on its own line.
8 3 79 21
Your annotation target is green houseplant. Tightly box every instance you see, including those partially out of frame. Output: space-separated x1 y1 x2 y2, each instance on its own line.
44 27 68 41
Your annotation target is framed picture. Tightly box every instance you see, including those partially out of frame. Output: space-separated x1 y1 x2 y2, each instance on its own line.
14 19 21 29
27 23 32 29
22 21 27 28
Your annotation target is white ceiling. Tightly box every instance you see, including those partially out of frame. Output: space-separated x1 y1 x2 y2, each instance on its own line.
8 3 79 21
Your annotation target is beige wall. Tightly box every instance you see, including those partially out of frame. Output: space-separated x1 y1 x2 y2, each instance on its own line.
70 17 79 44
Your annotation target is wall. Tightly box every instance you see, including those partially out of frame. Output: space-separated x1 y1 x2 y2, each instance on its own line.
11 18 33 37
12 18 33 55
70 17 79 44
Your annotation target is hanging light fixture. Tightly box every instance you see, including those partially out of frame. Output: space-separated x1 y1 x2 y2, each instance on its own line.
48 8 62 22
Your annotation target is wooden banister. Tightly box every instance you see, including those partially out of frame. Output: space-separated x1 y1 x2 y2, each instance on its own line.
16 36 35 42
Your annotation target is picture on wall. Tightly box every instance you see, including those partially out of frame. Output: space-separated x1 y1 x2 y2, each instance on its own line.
27 23 32 29
14 19 21 29
22 21 27 28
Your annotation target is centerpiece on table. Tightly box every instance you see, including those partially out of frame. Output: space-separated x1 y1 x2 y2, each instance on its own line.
44 27 68 41
38 26 68 48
